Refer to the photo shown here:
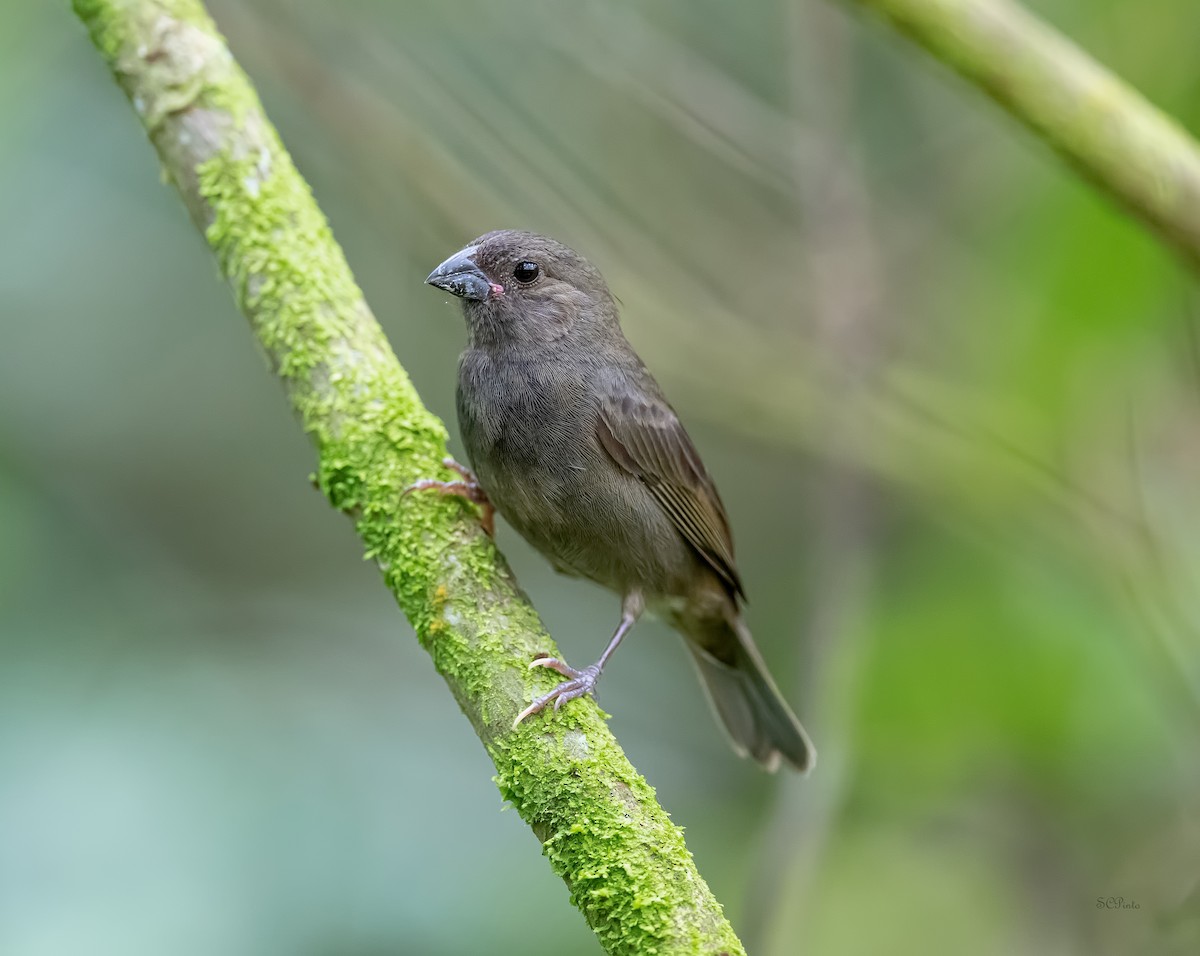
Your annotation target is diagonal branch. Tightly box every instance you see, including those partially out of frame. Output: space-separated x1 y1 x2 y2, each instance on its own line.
849 0 1200 268
69 2 745 954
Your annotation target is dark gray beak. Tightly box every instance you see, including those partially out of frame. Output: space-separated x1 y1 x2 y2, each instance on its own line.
425 246 491 301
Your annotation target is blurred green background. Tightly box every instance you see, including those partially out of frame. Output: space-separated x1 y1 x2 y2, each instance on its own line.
3 1 1199 953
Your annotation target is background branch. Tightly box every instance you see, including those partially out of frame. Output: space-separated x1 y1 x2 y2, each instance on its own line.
849 0 1200 268
70 1 745 954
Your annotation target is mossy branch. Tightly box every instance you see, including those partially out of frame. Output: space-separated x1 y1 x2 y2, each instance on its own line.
849 0 1200 268
70 2 745 954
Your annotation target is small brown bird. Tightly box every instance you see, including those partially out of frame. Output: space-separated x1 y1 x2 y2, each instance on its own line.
419 230 814 772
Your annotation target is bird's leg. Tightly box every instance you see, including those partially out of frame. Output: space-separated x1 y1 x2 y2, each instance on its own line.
513 591 644 728
402 457 495 536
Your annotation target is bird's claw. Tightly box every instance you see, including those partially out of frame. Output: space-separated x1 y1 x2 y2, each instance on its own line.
402 459 496 536
528 656 578 678
439 457 474 480
512 661 601 728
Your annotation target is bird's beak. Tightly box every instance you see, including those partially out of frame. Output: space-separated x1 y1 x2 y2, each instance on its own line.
425 246 491 301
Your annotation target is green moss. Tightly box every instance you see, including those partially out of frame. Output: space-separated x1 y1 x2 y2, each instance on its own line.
72 0 129 62
490 721 742 955
74 0 252 135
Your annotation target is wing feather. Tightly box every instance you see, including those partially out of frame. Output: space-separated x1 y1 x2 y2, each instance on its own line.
597 388 744 599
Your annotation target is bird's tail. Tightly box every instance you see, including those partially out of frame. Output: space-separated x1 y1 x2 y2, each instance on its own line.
685 617 815 773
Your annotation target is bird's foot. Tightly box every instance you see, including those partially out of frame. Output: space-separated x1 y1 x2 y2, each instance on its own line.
403 458 495 536
512 659 602 728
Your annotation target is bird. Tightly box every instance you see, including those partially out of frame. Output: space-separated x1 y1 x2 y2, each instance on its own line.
416 229 814 772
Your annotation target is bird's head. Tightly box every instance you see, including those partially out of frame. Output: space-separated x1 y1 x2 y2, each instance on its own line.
425 230 616 348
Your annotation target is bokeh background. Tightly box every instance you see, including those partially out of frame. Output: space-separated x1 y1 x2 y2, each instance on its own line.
3 1 1199 953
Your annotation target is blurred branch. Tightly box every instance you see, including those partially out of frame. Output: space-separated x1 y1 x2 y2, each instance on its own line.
850 0 1200 268
750 6 884 950
70 2 746 954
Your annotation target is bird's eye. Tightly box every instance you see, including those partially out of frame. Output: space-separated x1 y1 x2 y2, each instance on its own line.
513 261 539 284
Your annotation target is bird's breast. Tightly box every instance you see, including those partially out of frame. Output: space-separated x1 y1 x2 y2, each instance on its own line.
456 349 596 513
455 347 698 597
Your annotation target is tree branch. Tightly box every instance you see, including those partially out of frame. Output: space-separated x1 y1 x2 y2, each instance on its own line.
69 2 745 954
850 0 1200 268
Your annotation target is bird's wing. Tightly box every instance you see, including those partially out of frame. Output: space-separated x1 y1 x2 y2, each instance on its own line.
596 383 744 599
